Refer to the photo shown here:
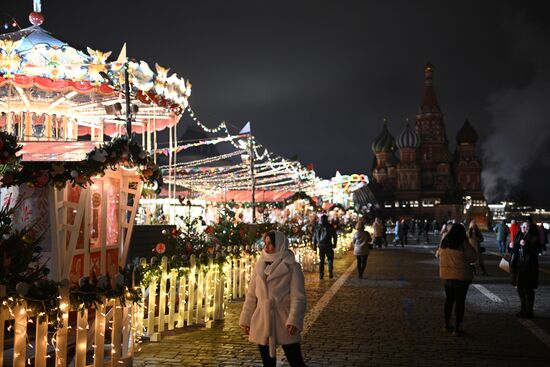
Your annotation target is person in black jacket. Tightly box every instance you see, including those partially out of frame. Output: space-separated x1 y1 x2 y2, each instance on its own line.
510 221 541 318
313 214 337 279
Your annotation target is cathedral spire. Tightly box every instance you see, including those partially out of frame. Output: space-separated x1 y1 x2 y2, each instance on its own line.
420 62 440 113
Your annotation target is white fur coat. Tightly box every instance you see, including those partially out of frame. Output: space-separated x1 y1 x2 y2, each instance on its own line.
239 252 307 355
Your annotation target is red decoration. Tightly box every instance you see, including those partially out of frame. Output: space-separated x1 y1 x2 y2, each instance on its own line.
29 12 44 26
155 242 166 254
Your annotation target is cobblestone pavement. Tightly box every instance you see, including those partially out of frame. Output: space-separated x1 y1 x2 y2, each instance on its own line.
134 234 550 366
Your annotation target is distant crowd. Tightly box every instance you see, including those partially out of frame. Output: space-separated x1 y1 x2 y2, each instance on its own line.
346 216 548 337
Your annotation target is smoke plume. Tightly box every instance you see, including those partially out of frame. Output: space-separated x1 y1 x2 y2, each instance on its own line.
482 15 550 202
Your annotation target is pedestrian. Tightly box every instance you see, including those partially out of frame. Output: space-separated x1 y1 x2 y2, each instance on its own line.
353 221 371 278
403 219 409 244
397 219 408 247
382 219 388 247
440 220 453 238
313 214 337 279
509 219 519 253
494 220 509 256
510 221 540 318
372 217 384 249
467 220 488 276
437 223 477 336
416 219 423 244
538 223 548 254
394 219 400 246
433 219 440 236
424 219 431 243
239 230 308 367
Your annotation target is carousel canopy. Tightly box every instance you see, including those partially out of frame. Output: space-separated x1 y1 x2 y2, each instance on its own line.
0 23 191 148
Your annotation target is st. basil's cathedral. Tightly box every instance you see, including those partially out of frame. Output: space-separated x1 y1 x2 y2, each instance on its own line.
369 63 488 227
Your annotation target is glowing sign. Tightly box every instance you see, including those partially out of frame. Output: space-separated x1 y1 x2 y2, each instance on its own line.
331 172 369 193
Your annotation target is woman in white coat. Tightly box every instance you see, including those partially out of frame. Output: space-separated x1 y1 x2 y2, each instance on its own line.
239 231 308 367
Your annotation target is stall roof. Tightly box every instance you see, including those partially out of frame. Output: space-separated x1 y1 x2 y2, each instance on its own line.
203 190 295 203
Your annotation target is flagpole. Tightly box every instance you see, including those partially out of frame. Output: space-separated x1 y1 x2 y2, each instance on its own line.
249 132 256 223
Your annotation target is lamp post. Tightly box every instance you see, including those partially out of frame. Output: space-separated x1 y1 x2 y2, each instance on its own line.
124 60 132 137
100 60 133 138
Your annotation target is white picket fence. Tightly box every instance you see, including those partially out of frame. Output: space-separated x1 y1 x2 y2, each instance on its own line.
0 289 136 367
136 253 257 341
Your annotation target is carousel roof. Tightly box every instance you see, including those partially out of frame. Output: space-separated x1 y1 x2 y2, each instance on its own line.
0 21 191 149
0 25 191 109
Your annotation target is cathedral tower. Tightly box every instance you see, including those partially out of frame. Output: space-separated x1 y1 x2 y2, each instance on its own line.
371 122 396 188
415 63 451 190
455 119 482 194
395 123 421 193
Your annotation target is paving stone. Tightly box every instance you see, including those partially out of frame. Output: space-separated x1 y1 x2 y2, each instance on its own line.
135 233 550 366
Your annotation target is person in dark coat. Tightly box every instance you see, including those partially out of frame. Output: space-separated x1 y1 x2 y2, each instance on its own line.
313 215 337 279
424 219 431 243
382 220 388 247
397 219 408 247
538 223 548 254
510 221 541 318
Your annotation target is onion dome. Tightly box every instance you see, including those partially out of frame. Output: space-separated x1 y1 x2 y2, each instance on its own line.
396 123 420 149
371 123 395 154
433 147 454 163
456 119 478 144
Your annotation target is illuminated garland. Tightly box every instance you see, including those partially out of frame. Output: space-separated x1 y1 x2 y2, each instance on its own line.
181 106 318 190
155 134 248 156
0 134 163 192
160 150 246 169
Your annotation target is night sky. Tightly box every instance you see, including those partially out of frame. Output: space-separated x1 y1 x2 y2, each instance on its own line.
2 1 550 205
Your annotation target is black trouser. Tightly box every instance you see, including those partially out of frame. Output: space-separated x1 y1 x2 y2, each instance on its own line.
517 287 535 315
443 279 470 328
318 246 334 277
356 255 368 277
258 343 307 367
398 234 406 246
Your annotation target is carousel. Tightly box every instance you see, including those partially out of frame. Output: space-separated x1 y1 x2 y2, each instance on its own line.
0 3 190 366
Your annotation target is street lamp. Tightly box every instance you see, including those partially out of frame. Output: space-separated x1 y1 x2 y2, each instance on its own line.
99 64 136 138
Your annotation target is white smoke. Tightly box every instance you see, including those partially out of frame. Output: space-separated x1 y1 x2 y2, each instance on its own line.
482 14 550 202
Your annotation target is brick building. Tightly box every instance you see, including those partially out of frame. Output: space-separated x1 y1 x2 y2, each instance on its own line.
369 63 488 227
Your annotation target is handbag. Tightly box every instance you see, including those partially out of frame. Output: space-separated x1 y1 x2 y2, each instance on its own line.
499 257 510 273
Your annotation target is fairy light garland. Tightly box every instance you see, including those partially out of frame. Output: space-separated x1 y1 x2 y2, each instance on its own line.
160 150 246 170
171 105 319 193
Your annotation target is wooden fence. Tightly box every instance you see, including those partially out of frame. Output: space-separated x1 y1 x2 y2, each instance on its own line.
0 289 135 367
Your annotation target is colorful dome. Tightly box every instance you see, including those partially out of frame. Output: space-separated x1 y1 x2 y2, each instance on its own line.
371 123 395 154
396 123 420 149
456 119 478 144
